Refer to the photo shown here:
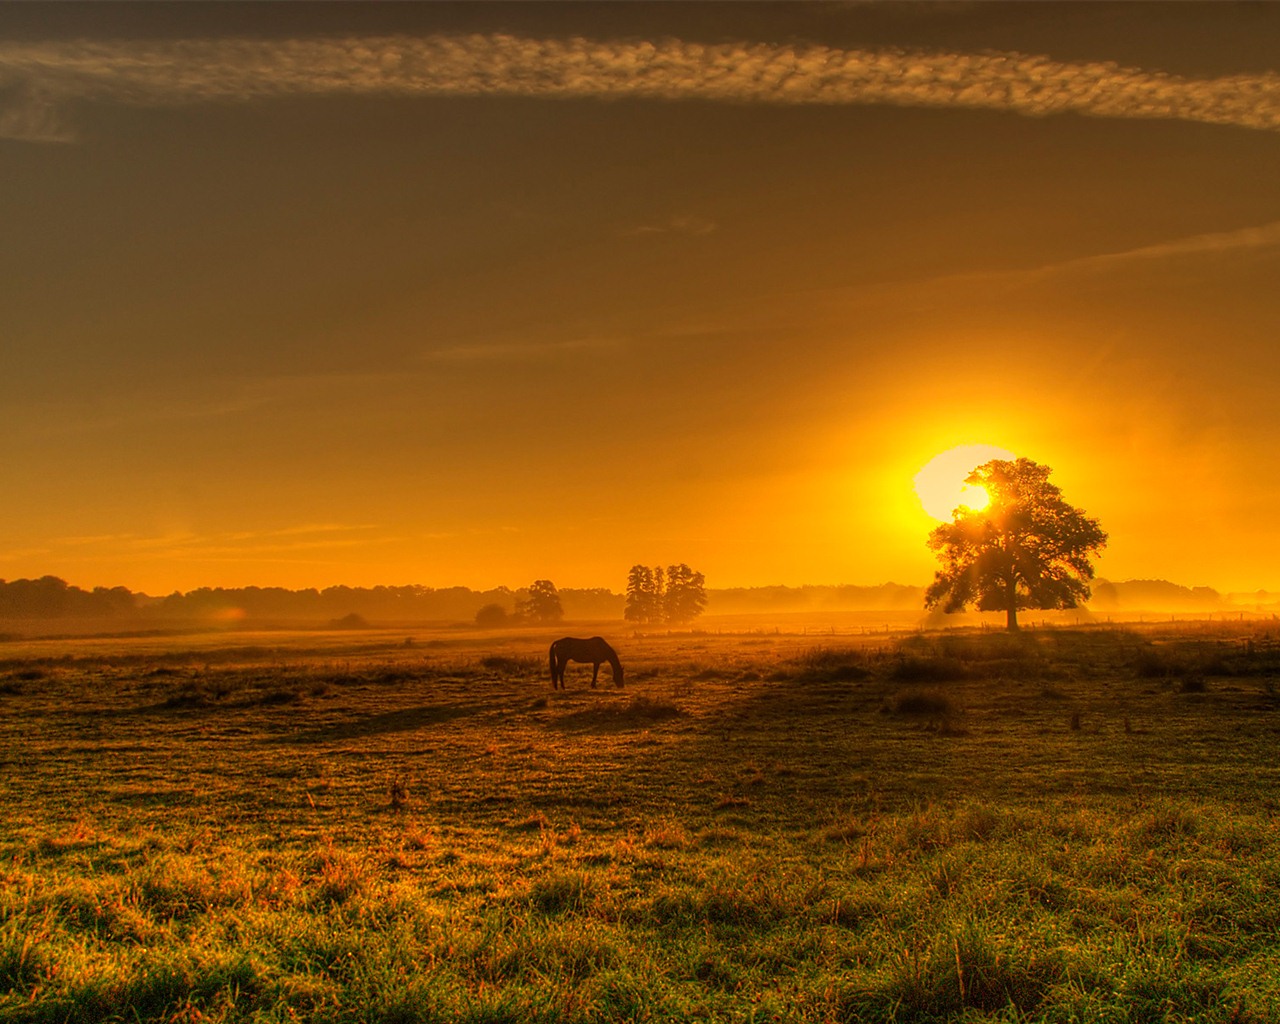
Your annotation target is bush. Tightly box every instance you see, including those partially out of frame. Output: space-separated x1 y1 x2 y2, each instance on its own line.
623 696 682 721
894 690 954 717
1133 646 1227 680
892 657 971 683
480 655 539 675
475 603 509 629
794 647 872 683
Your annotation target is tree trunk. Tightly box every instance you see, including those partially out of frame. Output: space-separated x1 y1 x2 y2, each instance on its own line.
1005 577 1019 631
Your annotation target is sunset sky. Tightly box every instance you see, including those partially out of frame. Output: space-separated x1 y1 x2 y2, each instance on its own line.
4 2 1279 596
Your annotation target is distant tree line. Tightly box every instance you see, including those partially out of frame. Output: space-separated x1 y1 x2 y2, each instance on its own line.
0 573 1248 626
0 576 621 624
0 576 137 619
624 564 708 626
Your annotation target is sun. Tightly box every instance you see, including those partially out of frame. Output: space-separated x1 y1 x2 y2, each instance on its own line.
913 443 1016 521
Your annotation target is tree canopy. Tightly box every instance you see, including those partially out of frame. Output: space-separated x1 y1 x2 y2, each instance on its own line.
518 579 564 624
664 563 709 625
925 458 1107 630
624 565 664 625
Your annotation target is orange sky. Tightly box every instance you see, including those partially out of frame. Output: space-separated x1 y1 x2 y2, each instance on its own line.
3 3 1279 596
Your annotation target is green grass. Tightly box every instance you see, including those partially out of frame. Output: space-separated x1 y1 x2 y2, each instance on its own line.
2 622 1280 1021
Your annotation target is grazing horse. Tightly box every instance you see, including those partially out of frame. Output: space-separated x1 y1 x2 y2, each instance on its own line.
549 636 624 690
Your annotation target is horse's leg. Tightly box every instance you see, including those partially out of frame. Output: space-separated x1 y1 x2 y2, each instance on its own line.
591 662 600 688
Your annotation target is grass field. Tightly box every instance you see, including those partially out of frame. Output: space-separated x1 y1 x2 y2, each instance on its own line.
2 620 1280 1022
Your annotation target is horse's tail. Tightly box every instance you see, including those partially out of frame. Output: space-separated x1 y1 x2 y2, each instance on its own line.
548 640 558 683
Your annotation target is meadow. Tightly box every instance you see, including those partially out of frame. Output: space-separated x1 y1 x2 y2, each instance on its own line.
2 619 1279 1023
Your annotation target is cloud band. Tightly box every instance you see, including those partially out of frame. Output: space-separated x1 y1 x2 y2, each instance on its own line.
3 33 1279 141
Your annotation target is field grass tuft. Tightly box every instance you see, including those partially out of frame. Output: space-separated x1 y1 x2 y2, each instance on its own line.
892 690 955 717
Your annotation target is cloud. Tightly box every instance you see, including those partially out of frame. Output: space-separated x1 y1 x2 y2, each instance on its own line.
621 215 718 238
0 81 72 142
3 33 1279 142
39 525 397 563
796 217 1280 312
639 214 1280 345
420 336 618 364
1043 219 1280 274
223 523 383 542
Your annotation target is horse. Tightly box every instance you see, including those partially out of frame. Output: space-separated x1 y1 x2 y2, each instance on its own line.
549 636 624 690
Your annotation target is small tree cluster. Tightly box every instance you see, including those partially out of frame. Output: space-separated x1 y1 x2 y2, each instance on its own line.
474 603 509 629
625 564 707 626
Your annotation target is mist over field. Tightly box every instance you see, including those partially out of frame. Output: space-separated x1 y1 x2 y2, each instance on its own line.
1 574 1276 639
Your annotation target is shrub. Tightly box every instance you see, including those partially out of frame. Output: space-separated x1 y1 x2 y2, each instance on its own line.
480 655 539 674
475 603 509 629
894 690 954 717
623 696 682 721
256 688 302 706
892 656 971 683
15 668 48 681
1133 645 1228 680
160 688 211 709
793 647 872 683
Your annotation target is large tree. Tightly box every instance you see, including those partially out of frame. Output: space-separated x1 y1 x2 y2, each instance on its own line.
925 458 1106 631
518 579 563 624
624 565 662 625
664 563 708 625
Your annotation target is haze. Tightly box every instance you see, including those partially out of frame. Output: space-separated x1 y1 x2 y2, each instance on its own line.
4 2 1279 597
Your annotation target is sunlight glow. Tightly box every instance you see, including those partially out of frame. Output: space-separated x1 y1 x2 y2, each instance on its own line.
957 482 991 513
913 444 1015 521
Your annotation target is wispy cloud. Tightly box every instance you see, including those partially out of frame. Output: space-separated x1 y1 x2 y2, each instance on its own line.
222 523 383 543
622 215 718 238
0 82 72 143
3 370 411 440
3 33 1279 142
905 217 1280 296
39 524 396 563
637 215 1280 343
1042 219 1280 275
420 336 618 364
